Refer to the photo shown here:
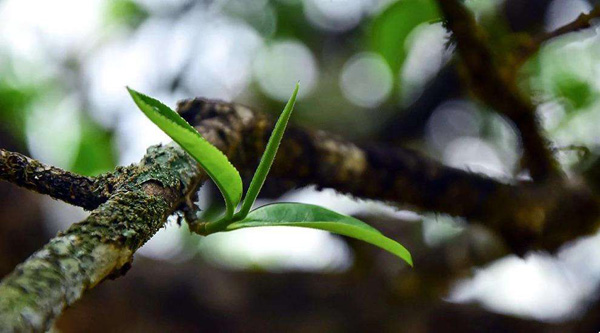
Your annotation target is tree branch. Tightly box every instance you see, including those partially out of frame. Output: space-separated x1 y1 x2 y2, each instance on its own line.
0 144 204 331
436 0 563 181
180 99 598 253
1 97 598 330
523 5 600 60
0 149 112 210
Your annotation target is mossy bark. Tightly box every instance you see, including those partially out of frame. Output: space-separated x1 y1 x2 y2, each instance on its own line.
0 149 112 210
0 144 202 331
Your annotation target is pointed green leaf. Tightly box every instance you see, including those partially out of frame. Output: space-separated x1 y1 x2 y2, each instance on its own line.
127 87 242 219
236 83 299 219
226 203 413 266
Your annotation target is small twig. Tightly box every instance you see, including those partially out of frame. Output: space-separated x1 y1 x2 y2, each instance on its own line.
0 149 114 210
436 0 563 181
531 6 600 54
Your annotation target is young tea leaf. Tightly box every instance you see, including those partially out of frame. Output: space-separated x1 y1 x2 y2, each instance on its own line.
235 83 299 219
127 87 243 219
226 202 413 266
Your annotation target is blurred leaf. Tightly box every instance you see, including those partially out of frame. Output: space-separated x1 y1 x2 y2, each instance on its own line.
71 116 116 176
369 0 440 77
0 85 36 143
127 87 243 219
227 203 413 265
523 34 599 114
106 0 148 28
553 73 595 111
272 0 320 46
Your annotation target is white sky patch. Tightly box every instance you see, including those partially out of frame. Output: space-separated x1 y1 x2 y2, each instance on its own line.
199 226 353 272
134 0 193 13
84 9 262 163
138 220 195 263
449 254 586 322
422 214 465 248
442 137 509 178
115 109 174 165
85 17 193 128
183 14 263 100
0 0 103 59
40 197 89 234
450 233 600 322
86 10 261 128
280 186 422 222
545 0 592 32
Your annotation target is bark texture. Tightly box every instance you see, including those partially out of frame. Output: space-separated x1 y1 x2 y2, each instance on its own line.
0 149 112 210
0 145 202 331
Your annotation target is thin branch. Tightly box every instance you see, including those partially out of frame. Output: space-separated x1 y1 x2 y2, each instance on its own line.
0 149 112 210
525 5 600 58
540 6 600 40
436 0 563 181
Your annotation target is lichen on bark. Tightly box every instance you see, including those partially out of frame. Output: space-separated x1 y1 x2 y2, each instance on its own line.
0 143 203 332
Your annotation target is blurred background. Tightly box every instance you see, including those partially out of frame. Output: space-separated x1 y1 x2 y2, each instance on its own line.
2 0 600 331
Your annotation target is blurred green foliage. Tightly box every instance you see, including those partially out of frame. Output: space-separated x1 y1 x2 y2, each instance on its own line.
554 73 595 111
0 0 598 179
0 84 36 143
71 116 116 176
369 0 439 85
105 0 148 29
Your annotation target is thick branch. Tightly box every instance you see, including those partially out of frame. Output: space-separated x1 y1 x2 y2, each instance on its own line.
437 0 562 181
0 144 204 331
179 98 599 253
0 149 111 210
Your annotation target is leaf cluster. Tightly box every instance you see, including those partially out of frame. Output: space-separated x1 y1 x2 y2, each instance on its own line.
128 85 412 266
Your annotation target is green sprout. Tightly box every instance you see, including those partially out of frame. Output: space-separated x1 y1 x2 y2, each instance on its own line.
127 84 412 266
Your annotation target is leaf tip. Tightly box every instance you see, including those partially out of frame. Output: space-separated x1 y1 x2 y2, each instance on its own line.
126 86 140 100
405 253 414 267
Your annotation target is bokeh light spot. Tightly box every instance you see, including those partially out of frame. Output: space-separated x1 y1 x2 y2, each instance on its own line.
340 52 392 108
253 40 317 101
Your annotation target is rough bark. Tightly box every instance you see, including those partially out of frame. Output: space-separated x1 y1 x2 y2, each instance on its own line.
0 144 203 331
0 149 112 210
438 0 562 181
179 98 600 254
